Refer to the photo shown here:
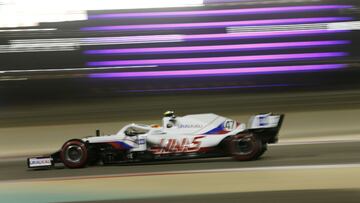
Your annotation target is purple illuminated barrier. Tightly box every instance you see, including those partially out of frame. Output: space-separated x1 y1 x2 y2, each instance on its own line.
81 17 352 31
89 64 347 79
84 40 350 55
87 52 347 67
88 5 352 19
119 84 292 93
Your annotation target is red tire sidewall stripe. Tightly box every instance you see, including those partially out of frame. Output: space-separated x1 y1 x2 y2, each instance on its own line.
60 140 88 168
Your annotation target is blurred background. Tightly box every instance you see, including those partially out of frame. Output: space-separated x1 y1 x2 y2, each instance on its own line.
0 0 359 103
0 0 359 125
1 0 360 202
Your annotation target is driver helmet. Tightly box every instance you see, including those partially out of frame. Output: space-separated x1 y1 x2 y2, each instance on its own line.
164 110 175 117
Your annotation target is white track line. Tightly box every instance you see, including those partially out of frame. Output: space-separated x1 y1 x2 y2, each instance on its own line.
274 135 360 146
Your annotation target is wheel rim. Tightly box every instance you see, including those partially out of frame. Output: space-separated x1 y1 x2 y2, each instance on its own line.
233 137 254 155
65 145 83 163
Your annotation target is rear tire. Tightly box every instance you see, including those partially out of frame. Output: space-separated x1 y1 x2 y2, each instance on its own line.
60 139 89 168
229 133 263 161
258 143 268 157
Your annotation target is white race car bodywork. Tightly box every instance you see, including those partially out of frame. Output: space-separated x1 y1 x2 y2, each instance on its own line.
83 113 276 155
28 112 284 169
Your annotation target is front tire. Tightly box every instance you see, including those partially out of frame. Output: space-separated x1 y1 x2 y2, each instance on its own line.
60 139 89 168
229 133 263 161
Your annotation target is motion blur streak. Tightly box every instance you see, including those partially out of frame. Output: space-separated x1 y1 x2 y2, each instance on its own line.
88 5 352 19
9 35 184 48
0 0 204 28
204 0 328 4
87 52 347 67
117 84 291 93
184 30 348 41
0 28 57 32
204 0 249 2
80 17 353 31
228 21 360 33
81 35 183 45
82 30 347 45
0 65 157 74
84 41 350 55
7 30 346 53
0 44 76 53
87 29 349 44
88 64 346 79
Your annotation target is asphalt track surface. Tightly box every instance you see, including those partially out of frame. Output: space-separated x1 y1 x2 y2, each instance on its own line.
1 141 359 181
1 141 360 203
70 190 360 203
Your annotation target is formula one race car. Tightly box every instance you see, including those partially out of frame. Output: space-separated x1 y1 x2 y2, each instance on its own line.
28 111 284 169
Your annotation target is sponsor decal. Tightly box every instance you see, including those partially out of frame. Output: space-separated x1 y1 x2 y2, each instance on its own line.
258 115 269 126
177 124 203 128
138 138 146 145
150 136 204 154
29 158 52 167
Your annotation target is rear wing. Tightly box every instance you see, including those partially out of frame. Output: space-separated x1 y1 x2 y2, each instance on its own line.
248 113 285 144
